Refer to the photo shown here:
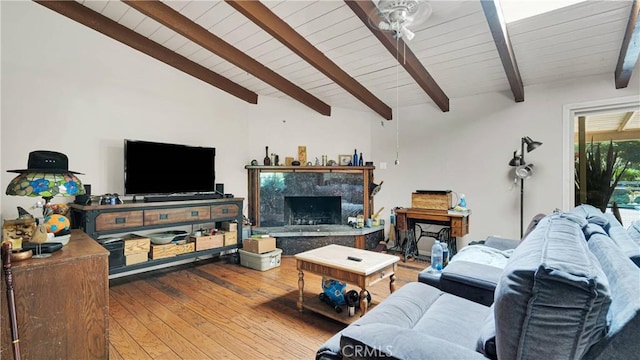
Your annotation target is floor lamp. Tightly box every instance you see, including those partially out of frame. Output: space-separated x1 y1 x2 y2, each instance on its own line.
509 136 542 238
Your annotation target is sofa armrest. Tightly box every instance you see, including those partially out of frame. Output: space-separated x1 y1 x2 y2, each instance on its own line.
438 261 505 306
483 236 520 251
441 261 504 290
316 332 343 360
340 323 488 360
417 268 442 288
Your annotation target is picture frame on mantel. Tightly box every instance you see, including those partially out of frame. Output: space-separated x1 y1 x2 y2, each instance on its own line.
339 154 351 166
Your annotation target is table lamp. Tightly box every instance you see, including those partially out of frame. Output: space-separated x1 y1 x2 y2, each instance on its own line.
6 151 85 257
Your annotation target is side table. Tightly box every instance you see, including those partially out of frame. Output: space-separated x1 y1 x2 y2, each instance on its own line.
1 230 109 359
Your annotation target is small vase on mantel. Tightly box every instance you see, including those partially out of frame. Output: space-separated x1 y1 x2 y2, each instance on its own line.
264 146 271 166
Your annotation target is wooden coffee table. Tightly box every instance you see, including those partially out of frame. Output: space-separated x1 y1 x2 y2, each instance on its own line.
295 244 400 324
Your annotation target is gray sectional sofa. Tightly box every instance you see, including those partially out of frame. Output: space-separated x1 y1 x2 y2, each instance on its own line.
316 206 640 360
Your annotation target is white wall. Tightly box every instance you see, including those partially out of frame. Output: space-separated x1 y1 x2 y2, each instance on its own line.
371 73 639 250
1 2 374 220
2 1 638 253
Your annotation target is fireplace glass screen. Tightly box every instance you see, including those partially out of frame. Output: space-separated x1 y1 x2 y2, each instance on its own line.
259 172 364 227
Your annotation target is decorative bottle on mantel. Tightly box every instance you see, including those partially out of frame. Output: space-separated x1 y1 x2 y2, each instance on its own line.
358 152 363 166
264 146 271 166
353 149 358 167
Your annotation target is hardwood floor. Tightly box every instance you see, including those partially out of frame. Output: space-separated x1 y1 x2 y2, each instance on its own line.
108 253 425 359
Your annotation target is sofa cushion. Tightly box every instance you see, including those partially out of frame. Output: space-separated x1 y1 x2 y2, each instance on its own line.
340 323 488 360
476 304 497 360
571 204 610 227
317 282 443 359
493 212 611 360
583 232 640 360
603 216 640 267
410 292 490 349
522 213 547 240
627 220 640 246
318 281 491 359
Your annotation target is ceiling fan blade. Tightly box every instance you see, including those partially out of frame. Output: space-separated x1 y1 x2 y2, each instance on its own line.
405 0 433 27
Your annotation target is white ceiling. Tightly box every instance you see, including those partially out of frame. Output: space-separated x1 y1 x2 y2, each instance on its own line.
57 0 638 118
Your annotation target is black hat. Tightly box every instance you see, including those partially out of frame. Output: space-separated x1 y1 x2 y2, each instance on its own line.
7 150 83 174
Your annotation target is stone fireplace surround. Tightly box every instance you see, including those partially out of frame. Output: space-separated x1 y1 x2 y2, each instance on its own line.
246 165 383 254
251 225 384 255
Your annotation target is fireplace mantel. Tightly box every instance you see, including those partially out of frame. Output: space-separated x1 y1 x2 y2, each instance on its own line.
246 165 377 227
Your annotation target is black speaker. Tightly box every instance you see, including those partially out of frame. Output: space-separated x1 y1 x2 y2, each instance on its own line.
75 184 91 205
215 183 224 195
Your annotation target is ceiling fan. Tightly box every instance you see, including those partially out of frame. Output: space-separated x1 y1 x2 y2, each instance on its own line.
368 0 433 41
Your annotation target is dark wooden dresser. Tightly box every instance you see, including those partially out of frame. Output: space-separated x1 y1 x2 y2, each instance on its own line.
1 230 109 359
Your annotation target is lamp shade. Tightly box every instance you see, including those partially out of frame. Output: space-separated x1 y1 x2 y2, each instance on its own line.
508 151 524 166
6 172 85 198
523 136 542 152
515 164 534 179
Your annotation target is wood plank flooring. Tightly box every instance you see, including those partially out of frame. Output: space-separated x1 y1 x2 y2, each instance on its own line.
108 254 426 359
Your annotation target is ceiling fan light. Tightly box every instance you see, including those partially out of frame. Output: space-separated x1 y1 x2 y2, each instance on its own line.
371 0 431 42
399 26 415 41
378 21 392 30
388 9 408 24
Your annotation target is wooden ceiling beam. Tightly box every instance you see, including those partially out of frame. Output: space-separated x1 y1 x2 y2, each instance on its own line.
618 111 637 131
225 0 392 120
345 0 449 112
34 0 257 104
123 0 330 117
615 0 640 89
575 130 639 143
481 0 524 102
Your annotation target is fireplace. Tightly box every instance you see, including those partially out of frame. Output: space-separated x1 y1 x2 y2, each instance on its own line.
246 165 377 227
253 171 370 227
284 196 341 225
246 165 382 253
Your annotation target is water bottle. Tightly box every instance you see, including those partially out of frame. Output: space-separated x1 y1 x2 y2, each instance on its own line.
431 240 443 272
441 241 449 267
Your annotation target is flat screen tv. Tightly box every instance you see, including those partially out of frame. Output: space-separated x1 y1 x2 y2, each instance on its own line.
124 139 215 195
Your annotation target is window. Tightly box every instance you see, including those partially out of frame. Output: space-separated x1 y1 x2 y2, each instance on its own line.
570 103 639 227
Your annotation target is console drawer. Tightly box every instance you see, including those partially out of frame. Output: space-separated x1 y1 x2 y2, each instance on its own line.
95 211 144 232
211 204 239 218
144 206 211 226
451 217 469 237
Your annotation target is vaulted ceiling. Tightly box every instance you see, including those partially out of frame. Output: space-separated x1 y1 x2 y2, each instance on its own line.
34 0 640 120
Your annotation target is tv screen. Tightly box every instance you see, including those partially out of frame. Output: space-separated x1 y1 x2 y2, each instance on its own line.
124 139 215 195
